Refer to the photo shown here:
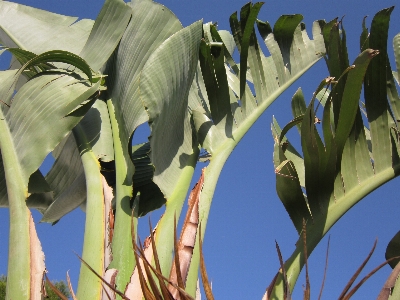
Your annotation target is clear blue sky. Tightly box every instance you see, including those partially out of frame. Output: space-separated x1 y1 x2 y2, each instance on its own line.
0 0 399 299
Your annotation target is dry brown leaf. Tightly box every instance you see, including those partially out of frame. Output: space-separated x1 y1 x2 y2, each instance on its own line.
44 273 69 300
168 167 205 298
338 239 377 299
377 261 400 299
102 269 118 300
199 223 214 300
125 223 158 299
28 210 46 300
103 175 114 269
317 236 330 300
66 271 77 300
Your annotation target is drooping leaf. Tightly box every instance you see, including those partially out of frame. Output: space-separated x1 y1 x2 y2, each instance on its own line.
364 7 394 172
386 231 400 269
0 1 93 55
140 20 203 199
79 0 132 71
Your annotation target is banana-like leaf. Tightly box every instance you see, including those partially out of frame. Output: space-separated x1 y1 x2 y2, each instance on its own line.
105 0 182 148
182 3 326 295
24 0 131 222
140 20 202 198
0 49 102 299
0 1 93 55
0 66 101 200
102 0 200 290
137 20 203 282
78 0 131 71
193 7 325 158
270 8 398 297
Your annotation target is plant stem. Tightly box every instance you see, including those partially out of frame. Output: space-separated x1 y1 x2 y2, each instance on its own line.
154 147 199 277
184 67 323 295
270 164 400 299
106 99 135 295
73 124 105 299
0 109 31 299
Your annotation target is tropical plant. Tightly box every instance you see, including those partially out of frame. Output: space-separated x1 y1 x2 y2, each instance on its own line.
0 0 329 298
269 7 400 299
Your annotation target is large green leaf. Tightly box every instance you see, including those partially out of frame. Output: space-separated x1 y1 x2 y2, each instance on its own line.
270 8 397 298
138 20 203 282
99 0 191 290
140 20 202 198
79 0 132 71
8 70 100 186
106 0 183 145
0 65 101 207
0 1 93 55
0 53 101 300
184 4 326 295
22 0 131 223
364 7 394 172
193 11 325 158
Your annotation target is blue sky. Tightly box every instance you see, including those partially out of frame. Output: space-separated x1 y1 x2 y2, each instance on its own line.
0 0 399 299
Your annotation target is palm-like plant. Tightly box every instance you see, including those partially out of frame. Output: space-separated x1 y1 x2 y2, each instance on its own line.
270 7 400 298
0 0 328 298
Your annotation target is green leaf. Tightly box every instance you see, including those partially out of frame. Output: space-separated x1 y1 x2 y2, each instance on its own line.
8 70 100 184
386 231 400 269
237 2 264 100
16 50 94 83
106 0 183 145
364 7 394 172
274 152 310 232
291 88 307 133
140 20 203 198
79 0 132 71
103 1 185 290
0 1 93 55
272 117 305 188
270 9 398 298
199 41 233 131
189 5 326 295
0 69 18 109
336 49 379 155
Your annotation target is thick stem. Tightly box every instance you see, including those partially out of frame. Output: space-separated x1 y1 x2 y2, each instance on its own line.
185 141 232 295
154 147 199 277
0 110 31 299
106 99 135 295
74 125 105 299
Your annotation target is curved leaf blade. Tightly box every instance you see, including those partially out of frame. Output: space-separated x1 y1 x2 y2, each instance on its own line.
140 20 203 198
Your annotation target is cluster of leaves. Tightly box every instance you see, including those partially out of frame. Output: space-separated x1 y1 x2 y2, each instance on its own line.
0 0 328 298
270 6 400 298
4 0 400 298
